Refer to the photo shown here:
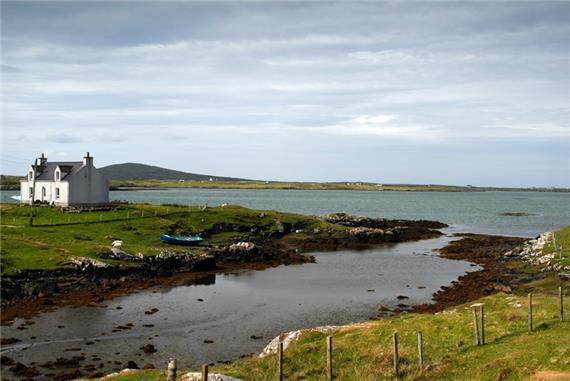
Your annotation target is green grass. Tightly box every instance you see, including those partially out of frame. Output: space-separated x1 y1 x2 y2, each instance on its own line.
79 292 569 381
0 203 344 275
109 180 570 192
542 226 570 267
111 180 481 192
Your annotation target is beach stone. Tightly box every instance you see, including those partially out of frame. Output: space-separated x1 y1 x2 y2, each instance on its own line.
259 326 338 358
183 372 244 381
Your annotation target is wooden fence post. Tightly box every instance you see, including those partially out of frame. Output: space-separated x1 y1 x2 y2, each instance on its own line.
471 303 485 345
201 364 209 381
393 332 399 375
528 293 533 332
480 304 485 345
167 358 177 381
417 331 424 370
558 286 564 321
326 336 333 381
471 305 480 345
277 341 284 381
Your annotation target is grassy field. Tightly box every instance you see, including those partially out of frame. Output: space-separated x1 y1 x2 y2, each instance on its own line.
78 292 569 381
0 203 343 275
110 180 481 192
109 180 570 192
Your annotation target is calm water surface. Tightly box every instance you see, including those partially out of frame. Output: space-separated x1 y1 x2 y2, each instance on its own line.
2 189 569 236
2 235 474 374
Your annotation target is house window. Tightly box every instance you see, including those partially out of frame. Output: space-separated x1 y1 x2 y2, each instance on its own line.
29 187 33 197
42 187 46 198
29 171 33 181
56 187 60 199
56 171 60 181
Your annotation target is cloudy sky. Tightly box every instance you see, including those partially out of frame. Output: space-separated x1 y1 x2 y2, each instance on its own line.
1 1 569 186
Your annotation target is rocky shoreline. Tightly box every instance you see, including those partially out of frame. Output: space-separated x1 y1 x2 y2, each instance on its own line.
0 212 445 324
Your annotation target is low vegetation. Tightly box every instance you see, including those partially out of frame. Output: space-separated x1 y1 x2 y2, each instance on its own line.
0 175 20 190
543 226 570 268
109 179 570 192
80 292 569 381
0 203 343 275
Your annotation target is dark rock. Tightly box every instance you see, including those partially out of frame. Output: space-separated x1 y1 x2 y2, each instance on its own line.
1 355 15 366
140 344 157 354
10 362 40 378
145 308 159 315
0 337 20 345
396 295 409 300
143 363 155 369
126 360 139 369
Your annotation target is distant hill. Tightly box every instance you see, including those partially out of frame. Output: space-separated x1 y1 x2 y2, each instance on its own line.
99 163 248 182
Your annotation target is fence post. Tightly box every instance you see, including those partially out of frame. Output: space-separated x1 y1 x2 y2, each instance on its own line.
558 286 564 321
471 305 480 345
393 332 399 375
277 341 284 381
417 331 424 370
326 336 333 381
480 304 485 345
166 358 177 381
201 364 208 381
528 293 533 332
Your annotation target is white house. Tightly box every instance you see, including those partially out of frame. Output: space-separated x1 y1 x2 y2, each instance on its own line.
20 152 109 207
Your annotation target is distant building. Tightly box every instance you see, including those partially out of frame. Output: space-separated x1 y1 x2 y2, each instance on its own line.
20 152 109 207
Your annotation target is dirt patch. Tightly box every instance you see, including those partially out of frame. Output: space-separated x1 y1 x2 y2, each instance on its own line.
528 371 570 381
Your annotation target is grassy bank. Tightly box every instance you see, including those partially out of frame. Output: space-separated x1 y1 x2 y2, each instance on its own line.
109 180 570 192
79 292 569 381
0 203 343 275
111 180 478 192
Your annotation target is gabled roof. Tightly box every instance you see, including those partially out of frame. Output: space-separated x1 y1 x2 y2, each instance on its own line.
31 162 84 181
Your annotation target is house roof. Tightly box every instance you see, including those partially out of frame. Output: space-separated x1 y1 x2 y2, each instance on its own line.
32 162 84 181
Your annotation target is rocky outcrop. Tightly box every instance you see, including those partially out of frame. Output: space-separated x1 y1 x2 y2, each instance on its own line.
1 252 216 304
347 227 404 242
505 232 569 272
69 256 110 270
183 372 244 381
212 242 270 262
259 326 339 358
322 213 445 241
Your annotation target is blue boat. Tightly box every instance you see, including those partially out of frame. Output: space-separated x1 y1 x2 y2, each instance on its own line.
160 234 203 246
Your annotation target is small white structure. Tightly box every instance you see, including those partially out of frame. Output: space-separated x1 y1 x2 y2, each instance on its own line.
20 152 109 207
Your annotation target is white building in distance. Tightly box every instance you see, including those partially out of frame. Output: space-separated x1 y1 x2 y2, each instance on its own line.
20 152 109 207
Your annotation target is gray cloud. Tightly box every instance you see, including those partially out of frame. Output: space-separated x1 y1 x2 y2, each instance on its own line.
1 1 569 186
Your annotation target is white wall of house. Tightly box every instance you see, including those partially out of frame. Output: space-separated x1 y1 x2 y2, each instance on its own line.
67 165 109 205
20 154 109 207
20 179 70 206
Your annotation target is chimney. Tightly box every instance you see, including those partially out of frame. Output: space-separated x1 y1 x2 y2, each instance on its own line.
83 152 93 167
36 153 47 167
